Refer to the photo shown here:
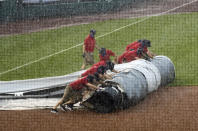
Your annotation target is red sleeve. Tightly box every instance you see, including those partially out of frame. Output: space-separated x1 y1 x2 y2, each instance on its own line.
125 44 131 51
143 47 148 53
81 76 88 85
130 50 138 58
118 54 125 64
81 67 97 77
81 70 89 77
126 41 138 51
99 54 103 61
93 61 106 67
84 36 89 46
107 50 115 56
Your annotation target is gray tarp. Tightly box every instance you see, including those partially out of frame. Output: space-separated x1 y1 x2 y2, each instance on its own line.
0 70 85 94
0 55 175 110
151 56 175 87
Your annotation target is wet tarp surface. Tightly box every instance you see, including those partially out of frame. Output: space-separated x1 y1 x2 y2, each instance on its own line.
0 70 85 94
0 56 175 110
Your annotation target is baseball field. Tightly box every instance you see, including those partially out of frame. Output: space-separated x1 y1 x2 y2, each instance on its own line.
0 0 198 130
1 12 198 86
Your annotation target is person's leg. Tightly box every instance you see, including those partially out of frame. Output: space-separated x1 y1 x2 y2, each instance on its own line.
89 52 95 65
61 89 83 111
52 86 71 110
81 52 88 69
80 89 95 109
81 60 86 70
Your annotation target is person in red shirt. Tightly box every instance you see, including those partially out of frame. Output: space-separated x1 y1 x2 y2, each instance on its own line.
124 49 141 62
92 60 106 67
117 48 142 64
81 66 99 77
51 75 99 113
117 51 127 64
81 29 100 70
125 39 154 59
81 64 114 81
81 65 107 78
99 48 117 62
93 61 118 73
125 40 142 51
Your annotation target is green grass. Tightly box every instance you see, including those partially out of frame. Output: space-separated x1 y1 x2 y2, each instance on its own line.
0 12 198 86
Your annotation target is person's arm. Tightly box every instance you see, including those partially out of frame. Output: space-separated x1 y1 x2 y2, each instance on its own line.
117 55 124 64
95 43 100 50
98 80 106 86
112 69 119 73
86 83 99 90
126 44 130 51
113 56 118 64
146 50 154 58
134 57 140 60
141 52 148 59
83 44 85 54
104 74 112 79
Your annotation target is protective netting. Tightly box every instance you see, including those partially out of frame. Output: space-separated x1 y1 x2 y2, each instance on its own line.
0 0 142 22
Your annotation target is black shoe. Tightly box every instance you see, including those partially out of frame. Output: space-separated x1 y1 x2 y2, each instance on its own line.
60 104 67 112
51 109 58 113
65 104 73 111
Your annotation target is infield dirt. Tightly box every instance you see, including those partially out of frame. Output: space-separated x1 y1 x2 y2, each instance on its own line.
0 86 197 131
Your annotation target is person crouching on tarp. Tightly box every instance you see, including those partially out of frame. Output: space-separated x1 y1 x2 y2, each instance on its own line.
99 48 117 63
93 60 118 74
51 75 99 113
117 48 142 64
81 65 108 80
125 39 155 59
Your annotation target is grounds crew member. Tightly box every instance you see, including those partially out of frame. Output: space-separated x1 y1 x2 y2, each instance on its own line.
92 60 106 67
117 48 143 64
51 75 99 113
81 65 105 77
99 48 117 63
125 40 142 51
93 61 118 74
81 29 100 69
81 65 111 80
125 39 154 58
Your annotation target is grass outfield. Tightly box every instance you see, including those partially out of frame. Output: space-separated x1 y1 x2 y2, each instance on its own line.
0 13 197 86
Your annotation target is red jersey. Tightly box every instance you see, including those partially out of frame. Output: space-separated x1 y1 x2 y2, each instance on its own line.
99 50 115 62
93 60 106 67
124 50 139 62
118 50 139 64
118 52 127 64
69 76 88 90
125 41 140 51
126 41 148 53
84 35 96 52
81 66 98 77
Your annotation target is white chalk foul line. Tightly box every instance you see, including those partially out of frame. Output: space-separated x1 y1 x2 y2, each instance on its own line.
0 0 197 76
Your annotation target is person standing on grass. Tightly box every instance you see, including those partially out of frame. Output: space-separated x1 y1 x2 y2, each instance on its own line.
81 29 100 70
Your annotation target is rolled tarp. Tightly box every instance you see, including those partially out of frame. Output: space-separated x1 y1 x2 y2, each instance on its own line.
150 56 175 87
83 56 175 113
110 55 175 102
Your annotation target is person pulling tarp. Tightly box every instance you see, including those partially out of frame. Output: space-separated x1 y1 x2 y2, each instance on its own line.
51 75 99 113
